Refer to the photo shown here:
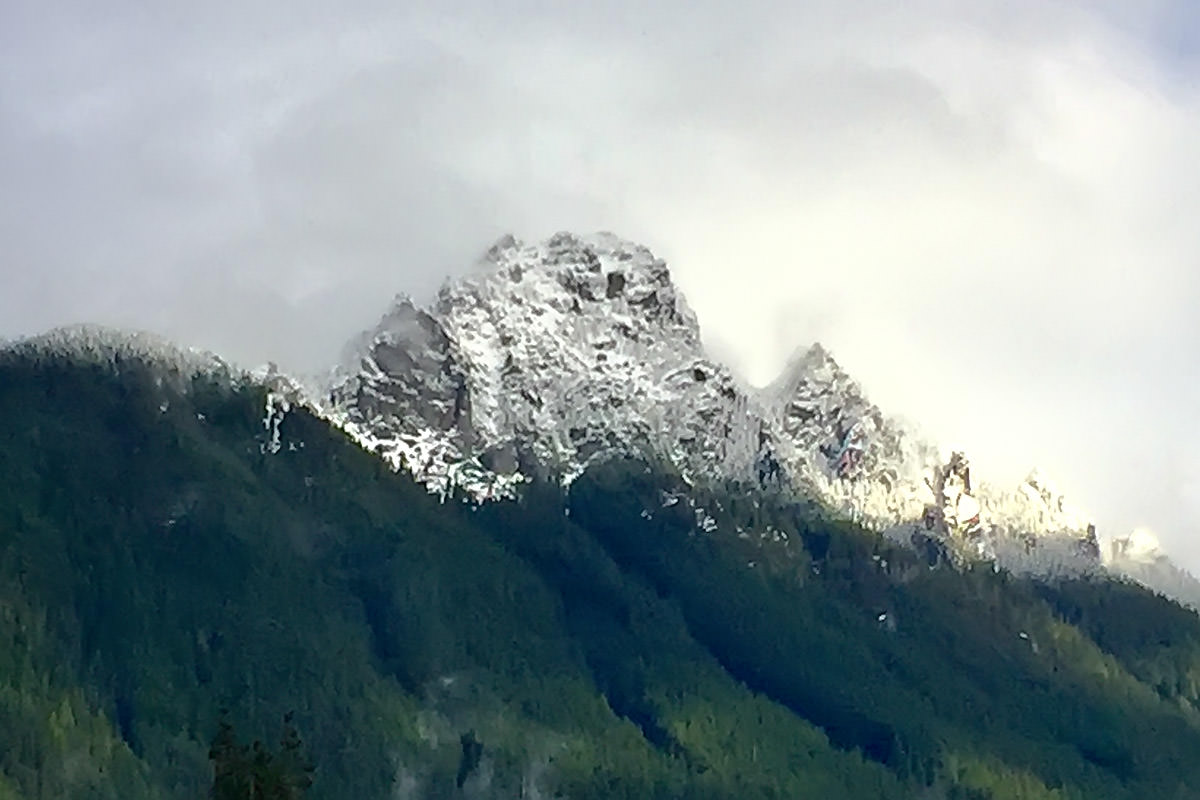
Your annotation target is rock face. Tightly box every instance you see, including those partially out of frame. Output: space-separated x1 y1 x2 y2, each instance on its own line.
762 343 944 528
326 232 768 497
759 343 1098 574
325 231 1100 574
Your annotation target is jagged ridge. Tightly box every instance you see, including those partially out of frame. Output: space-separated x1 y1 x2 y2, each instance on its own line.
3 257 1189 600
324 231 1104 577
7 288 1182 596
325 232 768 498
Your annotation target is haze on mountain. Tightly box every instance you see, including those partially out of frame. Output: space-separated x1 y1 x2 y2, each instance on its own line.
3 0 1199 571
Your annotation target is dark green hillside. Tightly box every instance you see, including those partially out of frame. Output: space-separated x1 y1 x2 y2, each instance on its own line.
0 346 1199 798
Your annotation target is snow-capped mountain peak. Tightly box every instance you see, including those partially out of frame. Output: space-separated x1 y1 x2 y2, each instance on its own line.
324 232 764 497
324 232 1104 576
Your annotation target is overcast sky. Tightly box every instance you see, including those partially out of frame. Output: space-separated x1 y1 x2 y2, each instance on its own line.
2 1 1198 567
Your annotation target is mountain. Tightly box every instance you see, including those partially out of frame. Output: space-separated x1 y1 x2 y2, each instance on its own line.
325 232 1101 577
325 232 762 498
7 328 1200 799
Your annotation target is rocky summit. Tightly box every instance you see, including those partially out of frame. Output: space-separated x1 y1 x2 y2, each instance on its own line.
321 231 1103 577
324 231 762 499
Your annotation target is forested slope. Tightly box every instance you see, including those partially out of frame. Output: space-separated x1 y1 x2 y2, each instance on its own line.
1 349 1199 798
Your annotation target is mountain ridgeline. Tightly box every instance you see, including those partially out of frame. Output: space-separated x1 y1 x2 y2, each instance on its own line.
325 232 1181 589
0 234 1199 798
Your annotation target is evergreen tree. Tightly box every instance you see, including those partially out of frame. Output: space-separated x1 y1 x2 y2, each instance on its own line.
208 712 313 799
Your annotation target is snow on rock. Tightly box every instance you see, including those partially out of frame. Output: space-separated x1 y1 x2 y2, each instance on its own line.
325 232 765 500
324 231 1112 576
763 342 944 529
762 344 1098 575
261 390 291 455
